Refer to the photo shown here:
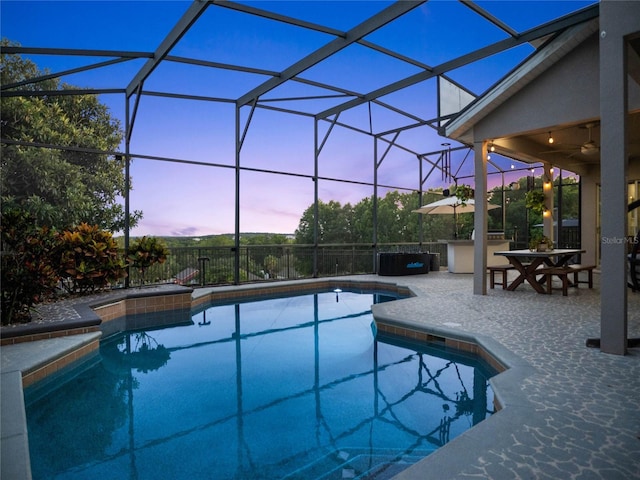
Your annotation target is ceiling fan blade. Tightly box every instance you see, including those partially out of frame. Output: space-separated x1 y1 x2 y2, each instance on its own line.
540 148 579 154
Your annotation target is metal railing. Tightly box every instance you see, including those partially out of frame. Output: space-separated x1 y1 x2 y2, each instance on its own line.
124 242 449 288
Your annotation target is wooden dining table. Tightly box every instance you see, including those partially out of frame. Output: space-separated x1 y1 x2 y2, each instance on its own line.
493 248 585 293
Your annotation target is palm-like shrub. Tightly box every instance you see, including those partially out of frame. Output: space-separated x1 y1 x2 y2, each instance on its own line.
58 223 127 294
1 208 61 324
127 236 169 284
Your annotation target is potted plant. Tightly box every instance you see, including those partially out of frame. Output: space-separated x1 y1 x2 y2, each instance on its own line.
529 234 553 252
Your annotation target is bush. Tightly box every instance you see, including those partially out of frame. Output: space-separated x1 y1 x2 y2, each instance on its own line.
127 236 169 284
1 209 61 324
58 223 127 294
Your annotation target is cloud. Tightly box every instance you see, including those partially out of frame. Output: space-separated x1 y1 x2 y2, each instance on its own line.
171 226 200 236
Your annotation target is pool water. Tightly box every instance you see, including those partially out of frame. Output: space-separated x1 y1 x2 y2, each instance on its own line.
25 291 496 480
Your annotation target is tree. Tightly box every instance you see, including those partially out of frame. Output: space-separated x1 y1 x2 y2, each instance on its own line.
0 39 141 232
375 191 422 243
295 200 354 244
295 191 455 246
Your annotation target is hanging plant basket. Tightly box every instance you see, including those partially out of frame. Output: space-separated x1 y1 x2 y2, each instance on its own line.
525 190 547 215
454 184 474 206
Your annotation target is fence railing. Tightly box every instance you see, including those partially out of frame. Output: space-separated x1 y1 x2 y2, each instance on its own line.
125 242 449 288
124 233 584 288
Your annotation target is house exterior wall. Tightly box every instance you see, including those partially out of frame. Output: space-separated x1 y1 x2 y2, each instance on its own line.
583 162 640 269
473 33 601 142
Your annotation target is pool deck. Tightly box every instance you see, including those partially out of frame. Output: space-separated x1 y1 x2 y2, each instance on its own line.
2 271 640 479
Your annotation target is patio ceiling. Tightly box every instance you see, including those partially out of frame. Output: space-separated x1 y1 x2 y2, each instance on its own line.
522 33 640 168
0 0 603 178
442 19 640 176
499 114 640 174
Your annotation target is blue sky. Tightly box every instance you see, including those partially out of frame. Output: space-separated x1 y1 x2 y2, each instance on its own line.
1 1 595 236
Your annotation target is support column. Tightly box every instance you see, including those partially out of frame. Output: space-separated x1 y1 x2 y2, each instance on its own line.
234 106 241 285
313 119 320 277
599 0 637 354
373 136 379 272
123 96 131 289
473 141 488 295
542 164 554 242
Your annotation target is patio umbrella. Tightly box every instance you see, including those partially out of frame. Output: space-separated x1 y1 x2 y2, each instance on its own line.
412 197 500 238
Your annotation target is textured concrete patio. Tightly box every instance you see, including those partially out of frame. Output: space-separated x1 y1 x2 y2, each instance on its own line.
2 270 639 479
366 272 640 480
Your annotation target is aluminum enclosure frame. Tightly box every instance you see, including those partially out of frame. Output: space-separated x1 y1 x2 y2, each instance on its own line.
1 1 599 285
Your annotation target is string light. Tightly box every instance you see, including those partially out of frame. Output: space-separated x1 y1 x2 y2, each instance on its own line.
548 132 554 144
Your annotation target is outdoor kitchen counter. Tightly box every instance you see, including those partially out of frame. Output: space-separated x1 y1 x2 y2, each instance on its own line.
443 239 511 273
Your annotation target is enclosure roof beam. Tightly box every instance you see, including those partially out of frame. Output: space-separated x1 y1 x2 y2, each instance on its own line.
315 4 599 120
142 90 236 104
125 0 211 97
459 0 519 38
214 0 345 38
0 46 153 58
165 55 280 77
0 88 124 97
236 1 425 108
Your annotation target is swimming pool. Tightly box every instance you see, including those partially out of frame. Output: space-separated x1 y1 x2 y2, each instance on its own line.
25 290 496 480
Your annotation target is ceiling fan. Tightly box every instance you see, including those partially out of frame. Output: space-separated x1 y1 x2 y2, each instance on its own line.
578 123 599 155
542 122 600 157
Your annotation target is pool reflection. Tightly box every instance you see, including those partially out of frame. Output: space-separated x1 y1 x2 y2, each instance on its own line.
26 292 495 480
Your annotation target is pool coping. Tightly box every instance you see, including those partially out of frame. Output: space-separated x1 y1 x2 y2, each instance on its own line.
371 299 538 479
2 277 529 480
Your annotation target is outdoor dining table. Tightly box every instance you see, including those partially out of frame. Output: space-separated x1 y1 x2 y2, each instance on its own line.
493 248 585 293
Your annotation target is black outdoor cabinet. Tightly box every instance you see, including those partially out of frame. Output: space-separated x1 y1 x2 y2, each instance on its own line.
377 252 430 276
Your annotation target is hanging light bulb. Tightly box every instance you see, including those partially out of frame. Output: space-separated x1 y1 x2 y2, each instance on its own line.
548 132 554 144
490 142 495 152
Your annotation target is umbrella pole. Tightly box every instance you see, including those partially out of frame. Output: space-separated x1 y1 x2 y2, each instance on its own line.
454 206 458 239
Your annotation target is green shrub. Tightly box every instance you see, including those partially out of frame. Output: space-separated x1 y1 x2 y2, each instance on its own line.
525 190 547 214
1 208 61 324
127 236 169 284
58 223 127 294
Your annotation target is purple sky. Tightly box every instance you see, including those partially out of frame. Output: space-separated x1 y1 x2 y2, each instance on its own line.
1 1 592 236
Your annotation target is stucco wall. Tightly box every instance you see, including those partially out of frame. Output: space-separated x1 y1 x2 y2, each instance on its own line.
474 33 601 141
579 161 640 267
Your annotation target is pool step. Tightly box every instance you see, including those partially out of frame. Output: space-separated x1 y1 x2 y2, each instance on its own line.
283 448 431 480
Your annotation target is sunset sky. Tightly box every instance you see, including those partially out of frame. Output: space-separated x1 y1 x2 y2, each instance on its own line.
1 0 594 236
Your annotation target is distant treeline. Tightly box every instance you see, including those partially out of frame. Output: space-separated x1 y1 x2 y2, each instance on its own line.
118 176 579 248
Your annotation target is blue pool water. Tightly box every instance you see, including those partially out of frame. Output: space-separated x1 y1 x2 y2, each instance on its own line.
25 290 496 480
